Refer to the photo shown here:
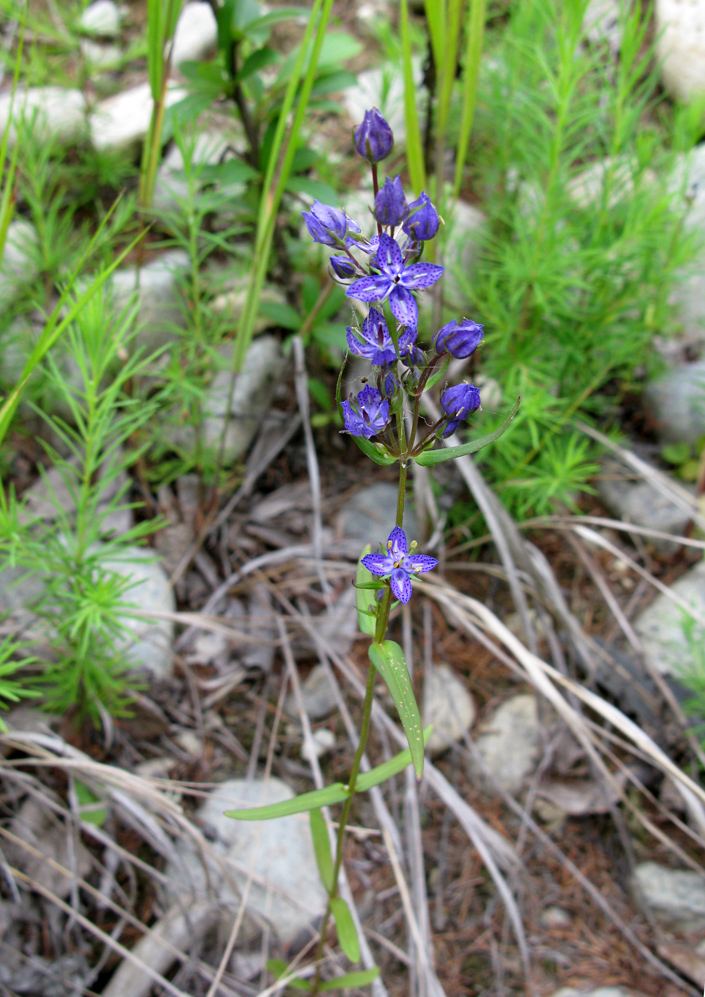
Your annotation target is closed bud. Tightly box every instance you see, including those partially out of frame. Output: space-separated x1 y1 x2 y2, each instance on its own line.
440 382 481 426
330 255 356 278
434 318 484 359
353 108 394 163
302 200 348 246
402 191 440 241
375 176 408 227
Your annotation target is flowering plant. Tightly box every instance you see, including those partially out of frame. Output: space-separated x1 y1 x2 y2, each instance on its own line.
228 107 517 994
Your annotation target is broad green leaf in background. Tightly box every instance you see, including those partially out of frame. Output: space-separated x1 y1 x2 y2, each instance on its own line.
226 729 431 820
309 808 334 893
330 896 360 963
319 968 380 991
414 398 520 466
266 960 313 991
368 640 424 781
356 547 377 637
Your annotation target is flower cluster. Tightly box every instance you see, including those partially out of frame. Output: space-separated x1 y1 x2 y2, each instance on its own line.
301 106 485 454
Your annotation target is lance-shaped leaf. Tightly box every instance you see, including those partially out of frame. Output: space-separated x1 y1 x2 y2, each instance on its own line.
309 808 334 894
266 959 312 991
226 728 432 820
368 640 425 781
330 896 360 963
355 547 377 637
319 967 380 991
350 434 398 466
414 397 520 466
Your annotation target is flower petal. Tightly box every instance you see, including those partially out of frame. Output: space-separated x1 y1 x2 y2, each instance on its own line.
389 286 418 329
376 233 403 277
400 262 444 290
361 553 395 576
387 525 407 555
405 554 439 574
390 567 412 604
341 400 365 437
346 328 367 358
346 274 391 303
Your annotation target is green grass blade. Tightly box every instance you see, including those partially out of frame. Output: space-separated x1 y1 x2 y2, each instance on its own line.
453 0 487 199
424 0 445 70
368 640 425 781
330 897 360 963
400 0 426 194
309 808 334 894
437 0 463 140
414 397 520 466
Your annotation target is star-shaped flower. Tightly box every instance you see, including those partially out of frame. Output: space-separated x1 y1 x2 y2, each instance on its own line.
341 385 390 439
361 526 438 604
345 233 444 330
346 307 417 366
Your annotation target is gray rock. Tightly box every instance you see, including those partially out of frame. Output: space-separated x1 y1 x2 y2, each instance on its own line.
566 156 654 212
550 989 636 997
80 40 122 71
633 559 705 677
423 664 476 757
338 483 418 549
632 861 705 932
171 2 218 67
644 361 705 444
441 199 487 311
151 164 191 218
89 83 187 152
211 279 287 336
471 693 541 794
167 335 285 462
286 664 337 720
79 0 121 37
596 455 692 553
344 59 423 148
101 547 175 680
538 906 572 930
0 87 87 147
0 219 39 307
667 145 705 349
655 0 705 103
301 728 336 762
163 130 231 171
165 778 327 943
107 249 190 350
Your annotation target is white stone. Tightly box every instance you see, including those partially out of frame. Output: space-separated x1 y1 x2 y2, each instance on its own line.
171 2 218 66
89 82 187 152
566 156 654 212
107 249 190 350
633 559 705 677
423 664 476 756
80 39 122 71
151 164 190 217
644 361 705 444
164 130 230 171
165 778 327 943
0 219 39 308
0 87 87 147
167 335 285 462
344 59 423 146
441 199 487 311
211 280 287 336
668 145 705 347
101 547 175 680
301 728 336 762
286 664 337 720
655 0 705 102
472 693 541 794
79 0 121 37
632 861 705 932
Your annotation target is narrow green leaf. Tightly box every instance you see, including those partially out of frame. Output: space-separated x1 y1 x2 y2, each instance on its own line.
310 808 334 894
356 547 377 637
258 301 302 331
400 0 426 193
414 397 520 466
234 46 280 85
368 641 425 781
454 0 488 199
351 435 398 466
330 897 360 963
286 175 339 206
319 967 380 992
227 730 432 820
266 959 313 991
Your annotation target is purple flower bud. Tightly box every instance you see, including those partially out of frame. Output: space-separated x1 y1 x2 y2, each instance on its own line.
353 108 394 163
402 191 439 241
330 255 356 278
440 383 481 436
341 385 390 439
383 372 398 397
434 318 484 359
375 176 408 227
302 200 348 246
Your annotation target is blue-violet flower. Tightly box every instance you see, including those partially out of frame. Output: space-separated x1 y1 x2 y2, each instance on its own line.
330 255 357 279
440 382 481 437
346 307 416 366
375 176 408 228
346 233 444 330
402 191 439 242
354 108 394 163
362 526 438 604
435 318 484 359
302 201 359 247
341 385 390 439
